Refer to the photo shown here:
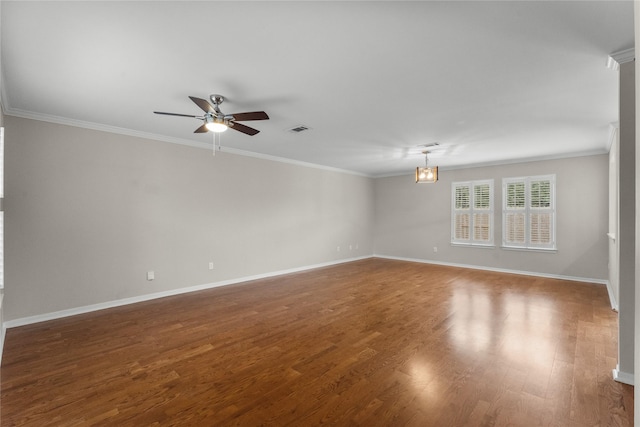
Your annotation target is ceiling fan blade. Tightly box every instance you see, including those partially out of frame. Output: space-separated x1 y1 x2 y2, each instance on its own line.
194 124 209 133
230 111 269 121
189 96 215 114
154 111 198 118
230 122 260 136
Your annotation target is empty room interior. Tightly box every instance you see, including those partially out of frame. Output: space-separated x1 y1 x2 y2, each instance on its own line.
0 1 639 426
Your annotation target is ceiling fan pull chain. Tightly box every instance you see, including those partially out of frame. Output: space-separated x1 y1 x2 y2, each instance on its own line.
211 132 222 156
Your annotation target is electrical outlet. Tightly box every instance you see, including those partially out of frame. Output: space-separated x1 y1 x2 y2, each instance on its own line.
433 246 438 253
337 246 341 252
209 262 214 270
147 271 155 281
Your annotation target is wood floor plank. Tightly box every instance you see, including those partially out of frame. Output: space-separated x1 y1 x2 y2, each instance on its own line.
1 258 633 426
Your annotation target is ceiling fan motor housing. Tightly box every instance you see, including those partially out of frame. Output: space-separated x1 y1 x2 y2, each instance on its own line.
210 94 225 106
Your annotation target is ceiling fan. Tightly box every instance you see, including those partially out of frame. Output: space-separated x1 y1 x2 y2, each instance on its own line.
154 94 269 135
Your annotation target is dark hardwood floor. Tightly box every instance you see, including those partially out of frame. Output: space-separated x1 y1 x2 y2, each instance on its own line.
1 258 633 426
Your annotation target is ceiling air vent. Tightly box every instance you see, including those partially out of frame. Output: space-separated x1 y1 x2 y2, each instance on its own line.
422 142 440 148
288 125 311 134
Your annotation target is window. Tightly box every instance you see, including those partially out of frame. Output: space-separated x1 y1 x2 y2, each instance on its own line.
451 180 494 246
502 175 555 250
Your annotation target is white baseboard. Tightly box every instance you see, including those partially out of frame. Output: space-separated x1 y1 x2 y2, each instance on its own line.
373 254 608 285
0 324 4 366
613 366 634 386
4 254 610 330
5 256 371 329
604 280 619 311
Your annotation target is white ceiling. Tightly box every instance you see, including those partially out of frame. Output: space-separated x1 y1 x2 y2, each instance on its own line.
1 1 634 177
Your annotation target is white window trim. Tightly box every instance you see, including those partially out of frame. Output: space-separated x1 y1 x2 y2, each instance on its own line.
451 179 494 247
502 174 556 251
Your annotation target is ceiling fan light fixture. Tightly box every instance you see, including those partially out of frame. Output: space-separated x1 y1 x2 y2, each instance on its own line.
206 122 228 133
204 116 227 133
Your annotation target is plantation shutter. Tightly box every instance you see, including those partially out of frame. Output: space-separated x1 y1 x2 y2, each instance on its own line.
529 178 554 248
473 183 491 243
452 180 493 246
502 175 555 250
504 181 526 245
453 184 470 242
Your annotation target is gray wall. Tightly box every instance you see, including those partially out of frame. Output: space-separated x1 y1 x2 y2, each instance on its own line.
4 116 374 321
374 155 609 280
4 114 611 323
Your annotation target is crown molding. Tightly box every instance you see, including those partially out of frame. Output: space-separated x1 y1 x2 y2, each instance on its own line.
4 108 371 178
374 149 609 178
6 106 212 148
607 48 635 70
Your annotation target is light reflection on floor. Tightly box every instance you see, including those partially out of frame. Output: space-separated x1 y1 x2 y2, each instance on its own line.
446 281 559 368
376 268 621 425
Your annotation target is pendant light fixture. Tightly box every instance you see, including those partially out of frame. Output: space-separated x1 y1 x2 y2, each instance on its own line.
416 151 438 183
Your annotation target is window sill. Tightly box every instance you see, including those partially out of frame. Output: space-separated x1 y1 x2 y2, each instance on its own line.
500 246 557 253
451 243 496 249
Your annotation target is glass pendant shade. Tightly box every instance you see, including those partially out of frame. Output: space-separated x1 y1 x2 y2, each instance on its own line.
416 150 438 183
416 166 438 183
